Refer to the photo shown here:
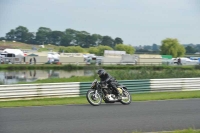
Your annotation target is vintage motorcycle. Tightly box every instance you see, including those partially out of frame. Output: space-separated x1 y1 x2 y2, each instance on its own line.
86 79 132 106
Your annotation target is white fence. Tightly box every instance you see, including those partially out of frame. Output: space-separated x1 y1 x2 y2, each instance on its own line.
0 78 200 101
0 82 80 100
150 78 200 92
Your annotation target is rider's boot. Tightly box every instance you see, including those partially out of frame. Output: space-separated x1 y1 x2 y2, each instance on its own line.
116 90 122 100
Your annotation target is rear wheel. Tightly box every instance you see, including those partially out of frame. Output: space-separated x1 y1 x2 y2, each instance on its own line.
120 89 132 105
86 90 102 106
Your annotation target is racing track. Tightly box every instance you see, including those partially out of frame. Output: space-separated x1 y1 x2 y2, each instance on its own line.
0 99 200 133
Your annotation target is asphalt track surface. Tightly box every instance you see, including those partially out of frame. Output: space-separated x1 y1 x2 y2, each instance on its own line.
0 99 200 133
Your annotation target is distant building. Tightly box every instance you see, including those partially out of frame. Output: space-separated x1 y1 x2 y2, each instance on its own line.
104 50 126 57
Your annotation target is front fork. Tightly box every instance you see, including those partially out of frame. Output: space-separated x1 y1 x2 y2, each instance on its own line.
94 90 98 98
120 87 127 96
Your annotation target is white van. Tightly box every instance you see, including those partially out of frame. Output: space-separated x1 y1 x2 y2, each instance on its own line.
171 57 199 65
0 53 24 64
0 49 25 64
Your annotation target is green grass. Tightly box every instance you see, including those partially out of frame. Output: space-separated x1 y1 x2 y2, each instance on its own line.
131 128 200 133
170 129 200 133
0 96 87 107
130 91 200 101
1 91 200 108
153 128 200 133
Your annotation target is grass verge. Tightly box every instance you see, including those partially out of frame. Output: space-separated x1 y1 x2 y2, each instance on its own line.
0 91 200 108
154 128 200 133
132 128 200 133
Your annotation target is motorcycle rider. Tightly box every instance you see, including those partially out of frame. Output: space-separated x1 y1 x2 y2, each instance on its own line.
97 69 122 99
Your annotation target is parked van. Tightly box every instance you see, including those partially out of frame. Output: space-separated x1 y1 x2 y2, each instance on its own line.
172 57 199 65
0 49 25 64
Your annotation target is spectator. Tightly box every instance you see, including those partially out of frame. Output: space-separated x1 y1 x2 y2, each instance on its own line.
177 58 182 65
29 58 32 64
33 57 36 64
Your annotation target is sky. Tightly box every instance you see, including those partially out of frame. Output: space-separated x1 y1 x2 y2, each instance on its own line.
0 0 200 46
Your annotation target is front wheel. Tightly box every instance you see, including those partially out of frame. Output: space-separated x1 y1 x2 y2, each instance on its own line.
120 89 132 105
86 90 102 106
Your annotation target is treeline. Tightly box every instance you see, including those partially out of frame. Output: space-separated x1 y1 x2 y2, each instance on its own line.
58 44 135 55
1 26 199 57
1 26 124 48
135 43 200 54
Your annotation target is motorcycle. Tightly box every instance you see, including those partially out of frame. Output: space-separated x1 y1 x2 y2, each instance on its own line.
86 79 132 106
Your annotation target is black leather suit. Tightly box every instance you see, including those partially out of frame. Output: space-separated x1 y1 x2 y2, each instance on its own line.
99 72 120 95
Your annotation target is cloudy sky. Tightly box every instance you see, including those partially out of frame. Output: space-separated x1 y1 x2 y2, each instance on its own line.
0 0 199 46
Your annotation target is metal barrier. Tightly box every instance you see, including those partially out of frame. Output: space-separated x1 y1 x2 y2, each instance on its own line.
0 82 80 100
79 79 151 95
150 78 200 92
0 78 200 101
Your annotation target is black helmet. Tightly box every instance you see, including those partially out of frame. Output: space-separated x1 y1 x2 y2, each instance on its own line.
97 69 106 77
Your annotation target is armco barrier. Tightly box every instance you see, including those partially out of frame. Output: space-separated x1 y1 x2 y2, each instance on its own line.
150 78 200 92
80 82 92 95
79 79 151 95
0 82 80 100
118 79 151 94
0 78 200 101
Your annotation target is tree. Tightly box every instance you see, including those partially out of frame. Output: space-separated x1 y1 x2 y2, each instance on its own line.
70 46 85 53
160 38 185 57
60 34 73 47
3 26 125 48
0 37 6 40
49 31 64 45
152 43 159 51
79 31 90 35
65 28 79 36
96 45 113 56
115 44 135 54
26 32 37 44
196 44 200 52
6 26 30 42
6 29 15 41
64 29 92 47
185 46 196 54
76 33 87 47
14 26 29 42
91 34 102 46
6 27 36 44
36 27 52 44
143 45 152 51
88 47 99 55
101 36 114 48
88 45 113 56
114 37 123 45
84 35 96 48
